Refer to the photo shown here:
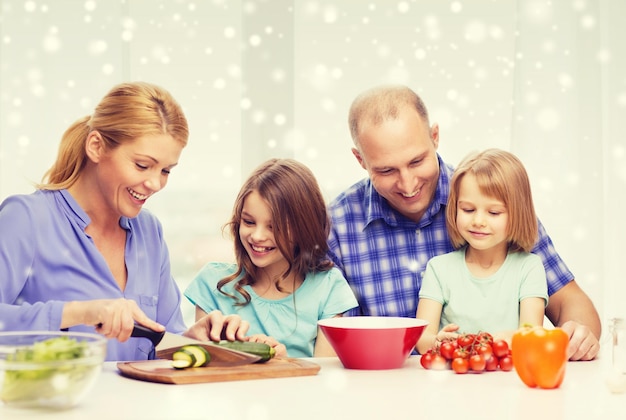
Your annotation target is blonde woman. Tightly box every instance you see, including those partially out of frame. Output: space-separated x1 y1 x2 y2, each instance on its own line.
0 82 247 361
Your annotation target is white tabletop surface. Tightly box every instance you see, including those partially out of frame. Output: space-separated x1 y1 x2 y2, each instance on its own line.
1 355 624 420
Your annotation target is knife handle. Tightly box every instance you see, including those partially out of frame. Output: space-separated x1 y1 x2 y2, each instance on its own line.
131 324 166 347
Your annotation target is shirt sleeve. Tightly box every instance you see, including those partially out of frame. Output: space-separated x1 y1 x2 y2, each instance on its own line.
0 195 65 330
319 267 358 319
418 258 446 305
519 253 549 306
532 219 574 296
184 262 230 314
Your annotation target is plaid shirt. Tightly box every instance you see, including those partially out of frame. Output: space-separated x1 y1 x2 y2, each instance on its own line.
327 154 574 318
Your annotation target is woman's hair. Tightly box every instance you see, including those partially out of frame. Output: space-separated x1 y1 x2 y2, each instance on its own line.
218 158 333 305
446 148 538 253
38 81 189 190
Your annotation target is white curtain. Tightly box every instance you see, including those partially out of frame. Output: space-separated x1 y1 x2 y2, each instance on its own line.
0 0 623 332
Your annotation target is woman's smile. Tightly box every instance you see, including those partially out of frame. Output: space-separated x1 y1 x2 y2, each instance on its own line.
127 188 149 203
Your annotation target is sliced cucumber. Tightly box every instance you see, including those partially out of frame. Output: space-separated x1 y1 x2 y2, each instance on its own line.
170 345 211 369
171 348 197 369
171 358 194 369
180 345 211 367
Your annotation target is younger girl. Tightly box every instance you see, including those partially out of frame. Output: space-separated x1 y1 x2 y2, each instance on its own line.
185 158 358 357
415 149 548 354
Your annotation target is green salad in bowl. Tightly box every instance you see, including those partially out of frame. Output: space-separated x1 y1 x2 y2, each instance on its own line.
0 331 106 409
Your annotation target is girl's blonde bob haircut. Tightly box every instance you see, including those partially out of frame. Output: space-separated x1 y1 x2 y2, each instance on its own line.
446 148 538 253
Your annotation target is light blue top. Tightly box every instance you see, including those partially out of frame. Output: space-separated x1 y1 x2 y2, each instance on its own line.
185 262 358 357
419 247 548 333
0 190 187 361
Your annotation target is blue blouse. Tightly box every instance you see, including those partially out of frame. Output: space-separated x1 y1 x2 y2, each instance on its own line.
0 190 186 361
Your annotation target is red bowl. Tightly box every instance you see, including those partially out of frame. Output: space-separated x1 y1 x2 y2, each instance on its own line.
318 316 428 370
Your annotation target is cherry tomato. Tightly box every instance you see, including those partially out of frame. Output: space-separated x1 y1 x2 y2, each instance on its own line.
452 357 469 374
439 341 457 360
420 352 434 369
492 339 510 358
469 354 486 372
498 355 513 372
452 347 469 360
430 354 449 370
457 333 475 349
476 331 494 344
475 343 493 360
485 356 499 371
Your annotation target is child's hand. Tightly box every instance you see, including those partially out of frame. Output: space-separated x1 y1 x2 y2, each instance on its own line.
436 323 460 343
184 310 249 342
246 334 288 358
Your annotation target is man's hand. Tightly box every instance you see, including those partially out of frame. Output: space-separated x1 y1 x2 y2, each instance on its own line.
546 280 601 361
560 320 600 361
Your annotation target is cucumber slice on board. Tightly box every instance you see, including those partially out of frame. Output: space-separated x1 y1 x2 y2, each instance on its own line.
170 345 211 369
180 345 211 367
171 348 196 369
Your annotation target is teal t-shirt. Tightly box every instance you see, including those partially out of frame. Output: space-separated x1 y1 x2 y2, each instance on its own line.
184 262 358 357
418 248 548 333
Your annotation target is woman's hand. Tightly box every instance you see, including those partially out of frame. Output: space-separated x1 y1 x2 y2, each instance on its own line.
63 299 164 342
246 334 288 358
184 310 250 342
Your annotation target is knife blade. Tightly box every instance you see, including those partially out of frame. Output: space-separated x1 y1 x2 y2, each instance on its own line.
131 325 261 367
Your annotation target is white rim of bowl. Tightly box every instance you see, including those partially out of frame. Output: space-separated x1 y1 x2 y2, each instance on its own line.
317 316 428 329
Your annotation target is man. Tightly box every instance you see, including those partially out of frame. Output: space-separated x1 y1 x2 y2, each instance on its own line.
327 85 601 360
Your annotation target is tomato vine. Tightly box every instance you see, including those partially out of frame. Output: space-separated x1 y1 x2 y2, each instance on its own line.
419 332 513 374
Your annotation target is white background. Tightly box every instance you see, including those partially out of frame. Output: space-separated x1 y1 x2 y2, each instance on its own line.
0 0 624 336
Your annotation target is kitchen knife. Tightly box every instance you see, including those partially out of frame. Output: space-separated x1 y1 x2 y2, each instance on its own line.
131 325 261 367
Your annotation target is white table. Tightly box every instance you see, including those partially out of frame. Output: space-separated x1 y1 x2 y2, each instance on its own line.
2 356 624 420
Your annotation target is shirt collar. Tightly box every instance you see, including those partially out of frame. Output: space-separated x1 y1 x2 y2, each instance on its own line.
58 189 90 229
58 189 131 231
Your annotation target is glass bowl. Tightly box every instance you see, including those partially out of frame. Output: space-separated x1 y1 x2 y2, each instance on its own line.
0 331 106 409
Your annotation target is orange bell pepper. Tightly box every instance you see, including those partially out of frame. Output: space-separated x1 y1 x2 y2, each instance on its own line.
511 325 569 389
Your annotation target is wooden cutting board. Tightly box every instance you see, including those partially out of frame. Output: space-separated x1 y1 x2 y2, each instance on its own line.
117 358 321 384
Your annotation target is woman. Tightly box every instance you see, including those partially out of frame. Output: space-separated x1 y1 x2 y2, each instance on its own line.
0 81 250 361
